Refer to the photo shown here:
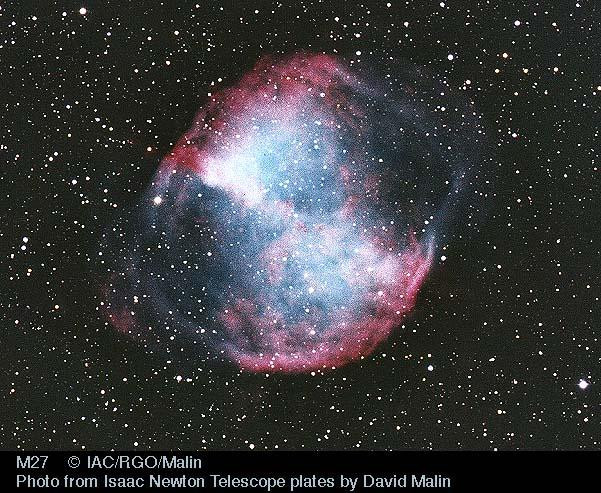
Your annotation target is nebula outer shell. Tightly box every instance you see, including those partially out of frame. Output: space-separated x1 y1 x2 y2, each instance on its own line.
102 53 482 373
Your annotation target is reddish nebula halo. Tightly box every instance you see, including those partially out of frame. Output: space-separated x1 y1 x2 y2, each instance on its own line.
103 53 482 373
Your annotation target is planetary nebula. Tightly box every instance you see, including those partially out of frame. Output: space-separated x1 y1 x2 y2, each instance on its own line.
102 53 483 372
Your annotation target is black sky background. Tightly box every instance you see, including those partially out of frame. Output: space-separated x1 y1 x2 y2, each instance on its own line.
2 1 599 450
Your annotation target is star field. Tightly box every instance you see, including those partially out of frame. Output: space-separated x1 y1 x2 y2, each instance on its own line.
2 1 599 450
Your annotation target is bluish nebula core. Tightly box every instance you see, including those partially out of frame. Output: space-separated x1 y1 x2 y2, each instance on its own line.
102 53 484 372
